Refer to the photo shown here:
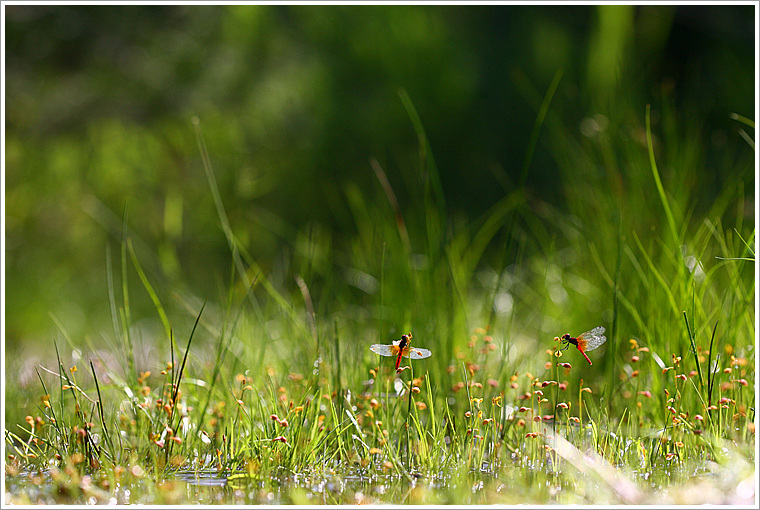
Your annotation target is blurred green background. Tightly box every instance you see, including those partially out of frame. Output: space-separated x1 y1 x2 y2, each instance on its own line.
4 4 755 364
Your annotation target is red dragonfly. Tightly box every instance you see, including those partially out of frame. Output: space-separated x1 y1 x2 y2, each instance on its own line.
557 326 607 365
370 333 432 371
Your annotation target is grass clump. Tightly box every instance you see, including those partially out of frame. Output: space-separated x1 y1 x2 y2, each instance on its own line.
4 95 754 505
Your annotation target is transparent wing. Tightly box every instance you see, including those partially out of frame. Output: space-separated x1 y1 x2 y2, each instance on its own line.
370 344 396 357
578 327 606 351
407 347 432 360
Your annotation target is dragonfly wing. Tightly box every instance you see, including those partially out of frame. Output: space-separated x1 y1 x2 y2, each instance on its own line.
579 327 607 351
408 348 432 359
370 344 394 357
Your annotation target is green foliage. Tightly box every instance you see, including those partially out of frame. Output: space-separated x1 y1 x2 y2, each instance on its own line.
6 90 754 501
4 4 755 505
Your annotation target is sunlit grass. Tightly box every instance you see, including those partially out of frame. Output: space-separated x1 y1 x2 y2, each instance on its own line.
4 90 755 505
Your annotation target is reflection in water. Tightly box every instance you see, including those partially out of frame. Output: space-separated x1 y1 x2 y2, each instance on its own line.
174 470 229 487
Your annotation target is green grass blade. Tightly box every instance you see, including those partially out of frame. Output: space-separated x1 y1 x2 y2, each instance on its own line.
632 231 679 318
729 112 755 129
120 216 137 389
398 88 446 218
520 68 563 186
127 239 171 342
165 301 206 465
706 320 720 408
398 88 446 259
682 312 704 390
645 104 680 248
89 359 116 462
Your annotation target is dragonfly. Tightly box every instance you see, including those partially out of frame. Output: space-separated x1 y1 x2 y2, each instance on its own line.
370 333 432 371
557 326 607 365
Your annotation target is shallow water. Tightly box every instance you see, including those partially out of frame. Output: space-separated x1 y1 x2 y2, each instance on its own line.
5 455 754 505
174 470 229 487
5 466 428 505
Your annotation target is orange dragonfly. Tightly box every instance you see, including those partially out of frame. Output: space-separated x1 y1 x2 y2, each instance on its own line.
557 326 607 365
370 333 432 371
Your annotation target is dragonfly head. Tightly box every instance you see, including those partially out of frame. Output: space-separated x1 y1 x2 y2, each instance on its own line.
558 334 572 351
